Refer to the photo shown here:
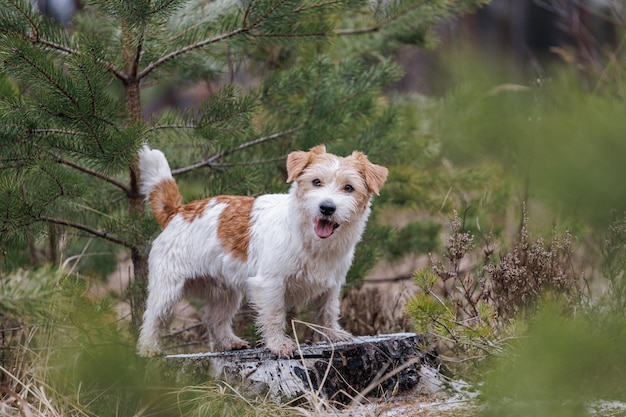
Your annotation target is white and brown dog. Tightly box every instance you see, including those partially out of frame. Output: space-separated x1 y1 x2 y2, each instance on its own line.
136 144 387 357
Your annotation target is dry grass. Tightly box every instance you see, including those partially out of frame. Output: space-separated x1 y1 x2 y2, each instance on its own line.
1 332 310 417
0 307 470 417
1 329 90 417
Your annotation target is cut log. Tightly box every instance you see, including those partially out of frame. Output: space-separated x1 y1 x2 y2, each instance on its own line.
165 332 436 405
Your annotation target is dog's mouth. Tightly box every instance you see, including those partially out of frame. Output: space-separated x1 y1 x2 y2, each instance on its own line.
314 217 340 238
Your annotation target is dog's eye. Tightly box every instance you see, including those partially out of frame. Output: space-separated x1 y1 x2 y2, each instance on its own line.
344 184 354 193
312 179 322 187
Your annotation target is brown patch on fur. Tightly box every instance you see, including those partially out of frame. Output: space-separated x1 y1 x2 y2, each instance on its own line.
149 179 183 228
149 180 256 262
215 196 255 261
286 144 327 182
350 151 388 195
181 198 211 223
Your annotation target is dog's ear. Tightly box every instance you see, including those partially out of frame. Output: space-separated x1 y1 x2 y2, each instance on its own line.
286 145 326 182
353 151 388 196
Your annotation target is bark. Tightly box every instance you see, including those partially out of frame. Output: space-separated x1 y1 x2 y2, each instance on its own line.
122 21 149 334
128 244 148 334
164 333 437 405
125 82 148 332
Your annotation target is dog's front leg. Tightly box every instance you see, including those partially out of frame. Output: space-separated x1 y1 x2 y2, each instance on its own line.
313 285 353 343
248 276 297 358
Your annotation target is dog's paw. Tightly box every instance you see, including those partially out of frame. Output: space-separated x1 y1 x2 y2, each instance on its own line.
266 337 297 358
222 337 251 351
325 329 353 343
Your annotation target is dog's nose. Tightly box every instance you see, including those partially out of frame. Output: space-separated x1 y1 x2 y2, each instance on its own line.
319 201 336 216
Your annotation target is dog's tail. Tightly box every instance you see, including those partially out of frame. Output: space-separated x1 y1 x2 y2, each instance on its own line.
138 145 182 228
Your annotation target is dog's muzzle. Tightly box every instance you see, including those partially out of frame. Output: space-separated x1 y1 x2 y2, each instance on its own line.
315 201 340 238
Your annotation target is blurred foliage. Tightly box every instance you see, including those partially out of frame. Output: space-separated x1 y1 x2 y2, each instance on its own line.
481 303 626 417
408 207 626 414
435 49 626 227
0 268 311 416
602 210 626 315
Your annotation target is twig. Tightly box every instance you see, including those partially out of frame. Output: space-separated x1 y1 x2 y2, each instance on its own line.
0 6 126 81
138 27 248 80
38 216 130 248
334 0 427 36
31 128 86 137
148 124 196 131
201 156 286 169
334 26 381 36
171 128 299 175
53 153 130 194
139 0 292 79
163 322 204 338
294 0 342 13
350 357 422 406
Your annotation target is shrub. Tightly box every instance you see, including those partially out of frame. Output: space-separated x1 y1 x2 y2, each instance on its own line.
406 204 582 364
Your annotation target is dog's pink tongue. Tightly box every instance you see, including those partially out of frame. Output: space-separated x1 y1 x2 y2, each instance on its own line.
315 218 335 238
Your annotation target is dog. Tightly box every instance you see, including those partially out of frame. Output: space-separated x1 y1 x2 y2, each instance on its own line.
136 144 388 357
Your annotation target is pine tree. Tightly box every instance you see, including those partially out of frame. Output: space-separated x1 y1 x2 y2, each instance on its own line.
0 0 488 330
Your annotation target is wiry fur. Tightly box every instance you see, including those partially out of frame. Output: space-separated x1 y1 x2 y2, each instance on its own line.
136 144 388 357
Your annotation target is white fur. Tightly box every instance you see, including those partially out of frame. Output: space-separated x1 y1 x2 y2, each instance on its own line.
137 145 385 357
137 146 174 197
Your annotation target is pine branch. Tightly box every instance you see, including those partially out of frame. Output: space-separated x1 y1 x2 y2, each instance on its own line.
132 25 146 78
334 0 427 36
38 216 131 247
54 154 131 194
149 0 180 16
334 26 381 36
171 128 299 175
294 0 342 13
139 0 291 80
250 0 290 28
32 128 87 137
2 0 127 81
249 32 327 38
138 27 248 80
12 51 105 154
77 64 97 114
14 48 79 107
7 0 39 40
17 134 130 192
207 156 286 168
242 0 253 26
148 124 196 131
1 29 128 81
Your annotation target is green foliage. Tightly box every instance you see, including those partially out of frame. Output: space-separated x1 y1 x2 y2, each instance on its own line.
481 304 626 417
602 211 626 315
383 221 440 261
406 266 497 361
436 50 626 227
0 268 312 416
0 267 61 325
405 207 581 367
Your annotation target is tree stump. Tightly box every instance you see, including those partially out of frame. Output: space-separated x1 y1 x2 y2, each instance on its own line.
165 332 435 405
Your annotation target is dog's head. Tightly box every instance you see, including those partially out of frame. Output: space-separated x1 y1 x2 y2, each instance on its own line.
286 145 388 239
